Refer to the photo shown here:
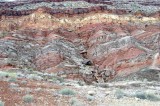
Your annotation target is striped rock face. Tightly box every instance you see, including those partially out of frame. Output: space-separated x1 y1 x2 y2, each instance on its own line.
0 0 160 82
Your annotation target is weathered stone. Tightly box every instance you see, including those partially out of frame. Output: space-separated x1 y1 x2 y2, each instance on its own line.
0 0 159 84
35 52 63 70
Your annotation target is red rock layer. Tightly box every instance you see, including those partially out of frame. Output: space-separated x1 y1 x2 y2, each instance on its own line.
0 0 160 82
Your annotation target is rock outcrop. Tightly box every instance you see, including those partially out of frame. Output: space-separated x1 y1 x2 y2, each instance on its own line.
0 0 160 83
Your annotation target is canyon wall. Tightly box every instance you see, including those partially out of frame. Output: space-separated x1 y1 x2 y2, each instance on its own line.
0 0 160 83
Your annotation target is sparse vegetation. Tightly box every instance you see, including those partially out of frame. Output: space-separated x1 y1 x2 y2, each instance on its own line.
134 91 160 101
112 1 159 15
0 71 18 81
52 76 64 83
0 31 8 38
8 77 17 82
0 71 8 79
27 74 43 81
77 81 84 86
114 89 126 99
13 1 101 11
70 98 78 105
0 71 17 77
0 100 4 106
23 94 34 103
59 88 76 95
113 88 160 101
70 98 84 106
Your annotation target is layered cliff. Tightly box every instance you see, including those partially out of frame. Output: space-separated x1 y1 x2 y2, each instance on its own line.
1 1 160 106
0 0 160 83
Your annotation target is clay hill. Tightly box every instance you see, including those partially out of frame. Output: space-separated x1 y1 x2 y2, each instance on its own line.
0 0 160 106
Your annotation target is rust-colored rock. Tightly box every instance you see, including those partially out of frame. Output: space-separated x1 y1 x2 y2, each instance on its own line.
0 0 160 83
35 52 64 70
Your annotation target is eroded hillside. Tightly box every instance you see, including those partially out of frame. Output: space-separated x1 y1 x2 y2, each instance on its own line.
0 0 160 106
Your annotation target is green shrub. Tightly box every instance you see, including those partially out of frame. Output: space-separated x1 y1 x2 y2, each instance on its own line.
0 71 17 80
134 91 160 101
114 89 126 99
52 76 64 83
70 98 84 106
27 74 43 81
59 88 75 95
0 31 8 38
56 77 64 83
23 94 34 103
8 77 17 82
0 100 4 106
0 72 8 78
70 98 77 105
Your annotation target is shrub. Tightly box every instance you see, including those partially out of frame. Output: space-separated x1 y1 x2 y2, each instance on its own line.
0 72 8 79
52 76 64 83
70 98 78 105
70 98 84 106
27 74 43 81
0 100 4 106
0 71 17 80
0 31 8 38
134 91 160 101
23 94 34 103
8 77 17 82
114 89 126 99
59 88 75 95
56 77 64 83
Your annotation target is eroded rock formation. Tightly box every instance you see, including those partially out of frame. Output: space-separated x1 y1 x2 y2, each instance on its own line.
0 0 160 83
